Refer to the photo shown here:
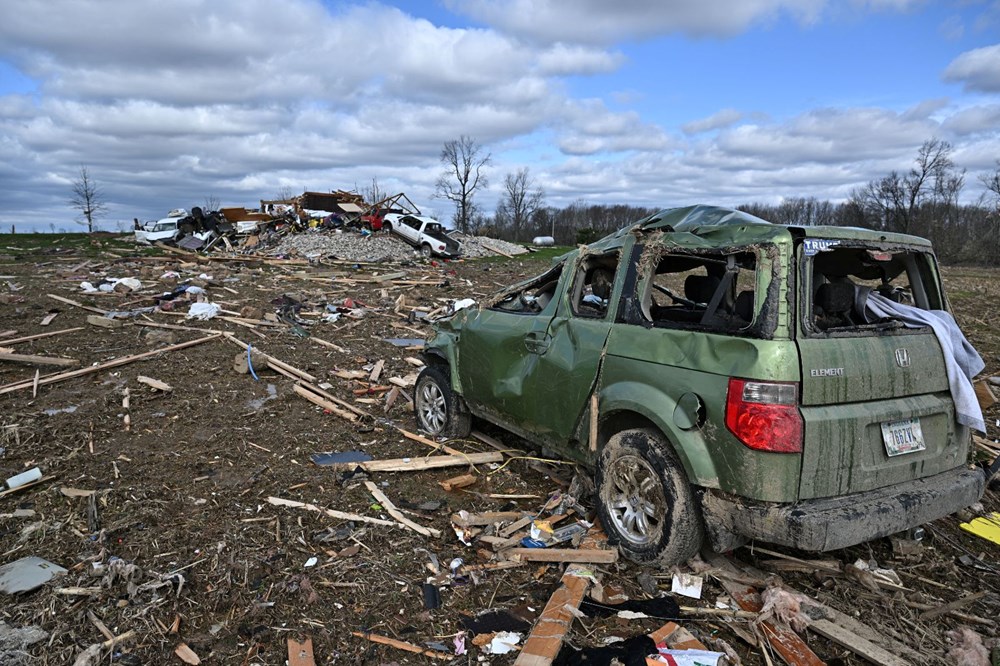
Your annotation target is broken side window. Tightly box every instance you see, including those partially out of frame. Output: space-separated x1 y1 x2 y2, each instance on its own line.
804 243 944 334
636 250 759 333
570 252 620 318
490 263 564 315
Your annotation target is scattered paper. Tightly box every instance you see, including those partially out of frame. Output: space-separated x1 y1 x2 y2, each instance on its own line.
671 572 703 599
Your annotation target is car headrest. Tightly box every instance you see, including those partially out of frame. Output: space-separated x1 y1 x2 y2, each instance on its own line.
684 275 720 304
815 282 854 314
735 291 754 321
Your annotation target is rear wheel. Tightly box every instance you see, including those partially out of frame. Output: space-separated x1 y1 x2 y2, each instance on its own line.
420 244 433 258
595 428 704 565
414 365 471 438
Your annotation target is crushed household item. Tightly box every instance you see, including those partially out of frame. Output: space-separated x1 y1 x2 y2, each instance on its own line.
4 467 42 490
187 303 221 320
0 557 68 594
310 451 373 466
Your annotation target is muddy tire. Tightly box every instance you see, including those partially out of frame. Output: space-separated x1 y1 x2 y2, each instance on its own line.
420 243 433 258
384 222 392 233
414 365 471 438
595 428 704 565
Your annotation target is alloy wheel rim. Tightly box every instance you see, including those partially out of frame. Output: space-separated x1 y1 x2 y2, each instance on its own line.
418 381 447 433
605 454 665 546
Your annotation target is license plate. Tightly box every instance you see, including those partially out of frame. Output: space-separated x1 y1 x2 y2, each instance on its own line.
881 418 926 456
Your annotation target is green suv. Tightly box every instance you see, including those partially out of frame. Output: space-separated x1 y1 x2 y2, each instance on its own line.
415 205 987 564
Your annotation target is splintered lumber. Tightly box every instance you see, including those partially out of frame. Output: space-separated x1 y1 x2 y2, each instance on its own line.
364 481 441 538
174 643 201 664
917 590 988 621
86 315 124 329
0 327 84 346
507 548 618 564
334 451 502 473
397 426 463 455
47 293 108 315
298 382 371 419
287 637 316 666
706 554 825 666
648 622 709 649
224 334 318 383
266 496 397 527
452 511 526 527
0 333 223 396
975 379 997 410
350 632 451 660
0 351 79 367
293 384 358 422
808 620 911 666
472 429 571 487
439 473 477 491
136 375 173 392
515 523 610 666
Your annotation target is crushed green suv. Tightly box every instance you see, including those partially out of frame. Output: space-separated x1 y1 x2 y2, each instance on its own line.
414 205 988 564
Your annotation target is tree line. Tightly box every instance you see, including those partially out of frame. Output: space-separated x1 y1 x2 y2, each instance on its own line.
437 136 1000 265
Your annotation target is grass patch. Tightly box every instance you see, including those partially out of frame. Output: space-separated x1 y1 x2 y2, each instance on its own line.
0 232 161 258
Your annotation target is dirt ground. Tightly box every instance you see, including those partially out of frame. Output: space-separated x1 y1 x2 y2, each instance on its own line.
0 237 998 665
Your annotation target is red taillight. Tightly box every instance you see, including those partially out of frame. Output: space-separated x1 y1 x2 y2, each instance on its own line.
725 378 803 453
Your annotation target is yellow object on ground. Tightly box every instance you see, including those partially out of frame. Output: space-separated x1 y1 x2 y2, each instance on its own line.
959 512 1000 545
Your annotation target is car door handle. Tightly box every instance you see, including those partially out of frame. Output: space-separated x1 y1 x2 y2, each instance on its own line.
524 333 550 354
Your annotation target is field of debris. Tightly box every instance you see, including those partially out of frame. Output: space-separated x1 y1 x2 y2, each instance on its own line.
0 234 998 666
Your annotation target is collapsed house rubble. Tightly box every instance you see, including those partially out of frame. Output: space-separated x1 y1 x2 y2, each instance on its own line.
0 238 998 665
136 189 530 262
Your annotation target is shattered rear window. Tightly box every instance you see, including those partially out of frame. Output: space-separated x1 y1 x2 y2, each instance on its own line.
802 241 944 335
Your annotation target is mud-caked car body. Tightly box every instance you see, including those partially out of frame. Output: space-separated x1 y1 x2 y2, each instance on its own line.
415 205 987 564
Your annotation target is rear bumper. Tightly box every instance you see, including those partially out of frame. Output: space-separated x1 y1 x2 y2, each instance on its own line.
699 465 985 552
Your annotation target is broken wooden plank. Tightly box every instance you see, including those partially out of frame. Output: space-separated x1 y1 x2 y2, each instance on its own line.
506 548 618 564
298 382 371 419
86 315 124 329
705 553 825 666
0 327 84 346
224 334 318 383
293 384 358 422
809 619 911 666
515 523 609 666
338 451 502 473
648 621 709 649
350 632 452 660
287 637 316 666
136 375 173 392
975 379 997 410
368 359 385 383
364 481 441 538
917 590 988 621
266 496 397 527
47 293 108 315
438 473 477 491
451 511 525 526
0 333 223 396
397 426 463 455
0 351 79 367
40 312 58 326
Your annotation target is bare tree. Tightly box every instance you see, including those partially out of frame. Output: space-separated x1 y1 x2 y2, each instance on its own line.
69 166 108 233
435 136 491 233
359 176 386 207
851 138 958 234
204 194 221 212
496 168 544 241
274 185 296 201
980 160 1000 208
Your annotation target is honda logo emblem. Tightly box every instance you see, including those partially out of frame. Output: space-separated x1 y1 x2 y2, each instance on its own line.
894 348 910 368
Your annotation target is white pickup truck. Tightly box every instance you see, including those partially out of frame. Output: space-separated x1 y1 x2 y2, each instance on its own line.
382 214 462 258
134 216 182 245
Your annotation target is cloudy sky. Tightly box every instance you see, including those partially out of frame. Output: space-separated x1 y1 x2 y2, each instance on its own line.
1 0 998 232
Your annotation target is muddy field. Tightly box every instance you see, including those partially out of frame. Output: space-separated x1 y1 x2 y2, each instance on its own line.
0 236 998 665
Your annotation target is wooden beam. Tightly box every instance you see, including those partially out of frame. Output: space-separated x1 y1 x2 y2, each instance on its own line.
506 548 618 564
293 384 358 422
266 496 397 527
0 351 79 367
809 620 910 666
364 481 440 538
334 451 502 473
47 293 108 315
0 327 84 346
0 333 222 396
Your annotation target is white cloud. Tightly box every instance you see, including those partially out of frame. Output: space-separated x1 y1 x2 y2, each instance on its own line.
450 0 843 43
682 109 744 134
942 104 1000 136
943 43 1000 93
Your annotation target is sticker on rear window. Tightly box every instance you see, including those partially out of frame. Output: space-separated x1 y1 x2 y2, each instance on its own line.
803 239 839 256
